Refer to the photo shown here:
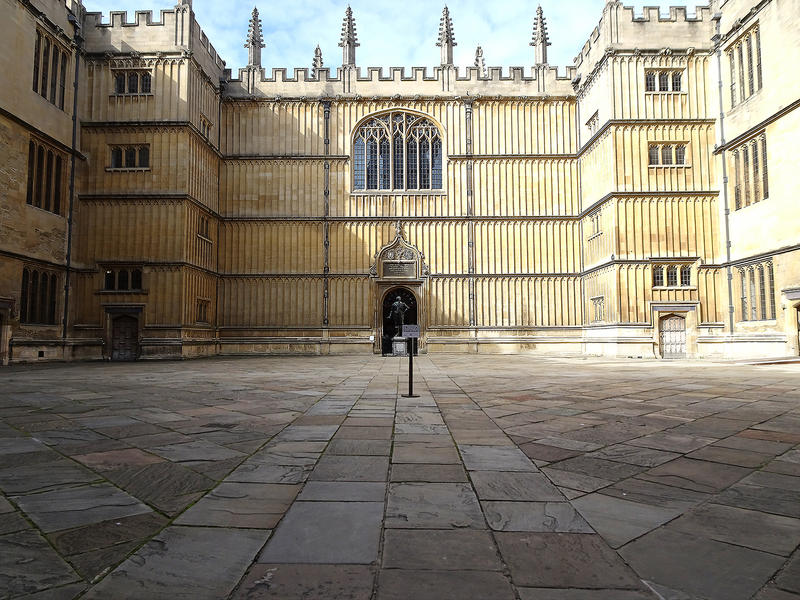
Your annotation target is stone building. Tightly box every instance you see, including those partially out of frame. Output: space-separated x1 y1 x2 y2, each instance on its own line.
0 0 797 364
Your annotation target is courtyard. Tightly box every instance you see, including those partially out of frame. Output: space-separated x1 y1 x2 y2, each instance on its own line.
0 355 799 599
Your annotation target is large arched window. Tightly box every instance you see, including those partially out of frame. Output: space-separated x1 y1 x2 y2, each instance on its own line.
353 112 443 191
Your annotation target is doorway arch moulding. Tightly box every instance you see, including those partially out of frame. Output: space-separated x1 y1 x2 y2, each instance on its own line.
369 221 429 354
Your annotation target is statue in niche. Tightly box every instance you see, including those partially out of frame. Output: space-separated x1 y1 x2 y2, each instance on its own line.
387 296 409 337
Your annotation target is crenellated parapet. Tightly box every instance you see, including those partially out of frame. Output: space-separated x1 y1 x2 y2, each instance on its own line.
224 64 577 100
573 2 714 87
82 3 225 82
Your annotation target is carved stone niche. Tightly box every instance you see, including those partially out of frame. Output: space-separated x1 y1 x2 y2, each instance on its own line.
369 226 429 281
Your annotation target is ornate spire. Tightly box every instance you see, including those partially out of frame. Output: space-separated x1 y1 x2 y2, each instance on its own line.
530 5 551 65
312 45 323 75
474 45 486 77
339 6 359 67
245 7 265 67
437 5 457 67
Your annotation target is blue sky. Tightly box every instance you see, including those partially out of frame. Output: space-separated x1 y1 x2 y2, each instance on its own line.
83 0 699 73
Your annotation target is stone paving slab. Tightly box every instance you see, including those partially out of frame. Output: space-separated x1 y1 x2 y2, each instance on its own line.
0 530 80 597
1 355 799 599
82 526 269 600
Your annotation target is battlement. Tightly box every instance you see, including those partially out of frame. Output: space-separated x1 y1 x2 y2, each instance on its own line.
83 4 225 78
573 2 714 81
225 64 577 100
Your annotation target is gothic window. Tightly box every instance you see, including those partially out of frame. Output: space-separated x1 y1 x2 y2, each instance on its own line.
26 139 65 216
352 112 443 192
728 50 736 105
103 268 144 292
648 146 660 166
672 72 682 92
767 263 776 319
746 36 755 96
591 297 605 322
740 269 748 320
41 38 50 99
653 266 664 287
742 145 750 206
49 45 59 104
667 266 678 287
681 266 691 287
737 44 745 102
661 145 673 166
761 135 769 199
59 52 67 109
645 71 656 92
109 145 151 170
675 145 686 165
112 71 154 95
733 150 742 210
749 268 757 321
658 72 670 92
20 268 58 324
31 36 69 110
33 31 41 93
758 266 767 320
196 299 211 323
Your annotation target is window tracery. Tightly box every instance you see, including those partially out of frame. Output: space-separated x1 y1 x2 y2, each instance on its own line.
352 112 443 192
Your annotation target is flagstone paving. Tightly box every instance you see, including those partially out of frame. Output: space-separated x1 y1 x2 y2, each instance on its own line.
0 355 799 599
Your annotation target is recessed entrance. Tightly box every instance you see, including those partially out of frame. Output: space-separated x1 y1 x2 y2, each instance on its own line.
0 312 6 366
111 315 139 361
796 307 800 356
660 314 687 359
381 287 417 355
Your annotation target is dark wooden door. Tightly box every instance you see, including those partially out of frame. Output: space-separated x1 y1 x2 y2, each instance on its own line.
660 315 686 359
112 316 139 361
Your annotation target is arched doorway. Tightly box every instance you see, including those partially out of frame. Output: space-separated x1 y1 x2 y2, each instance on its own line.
796 306 800 356
111 315 139 361
382 287 417 355
660 314 686 359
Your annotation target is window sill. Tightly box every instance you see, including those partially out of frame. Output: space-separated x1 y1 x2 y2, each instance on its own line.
587 232 603 241
26 203 64 218
653 286 697 291
350 190 445 196
97 289 148 295
648 164 691 168
19 322 58 327
110 93 154 98
733 197 769 211
105 167 151 172
645 91 688 95
197 234 213 243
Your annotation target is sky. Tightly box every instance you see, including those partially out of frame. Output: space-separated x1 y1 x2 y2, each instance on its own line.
82 0 700 74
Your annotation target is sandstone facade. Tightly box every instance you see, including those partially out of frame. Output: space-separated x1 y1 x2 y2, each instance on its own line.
0 0 797 363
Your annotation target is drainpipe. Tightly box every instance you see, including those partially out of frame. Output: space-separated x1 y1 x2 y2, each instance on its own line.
62 12 83 347
713 13 735 337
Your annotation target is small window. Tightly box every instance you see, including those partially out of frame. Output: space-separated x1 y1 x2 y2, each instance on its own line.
141 73 152 94
653 266 664 287
138 146 149 168
124 147 136 168
104 270 115 290
115 73 126 94
131 269 143 290
645 71 656 92
127 72 138 94
662 145 673 166
675 145 686 165
681 266 691 287
648 146 660 166
667 266 678 287
659 72 670 92
672 72 682 92
111 148 122 168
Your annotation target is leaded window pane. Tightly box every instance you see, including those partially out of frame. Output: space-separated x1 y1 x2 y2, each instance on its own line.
681 266 691 287
131 269 143 290
353 138 365 189
658 72 669 91
59 52 67 109
768 264 776 319
366 139 378 190
33 32 41 93
740 270 748 320
733 151 741 210
26 142 35 205
115 73 126 94
645 71 656 92
141 73 152 94
30 271 39 324
662 145 673 166
752 141 760 201
379 138 390 190
746 36 754 95
138 146 149 168
667 266 678 287
675 145 686 165
648 146 659 165
104 270 115 290
41 39 50 99
419 138 430 190
38 272 48 324
48 274 57 324
737 44 745 101
128 72 139 94
758 266 766 320
672 71 682 92
20 269 29 323
50 48 59 104
432 138 442 189
406 138 418 189
392 135 404 188
53 156 62 215
749 269 757 320
761 136 769 199
44 151 53 212
111 148 122 169
118 270 129 291
653 266 664 287
743 146 750 206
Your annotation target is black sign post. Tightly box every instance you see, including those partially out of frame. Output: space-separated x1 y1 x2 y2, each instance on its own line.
402 325 420 398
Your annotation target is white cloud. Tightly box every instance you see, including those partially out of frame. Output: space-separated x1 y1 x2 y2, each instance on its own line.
82 0 691 73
